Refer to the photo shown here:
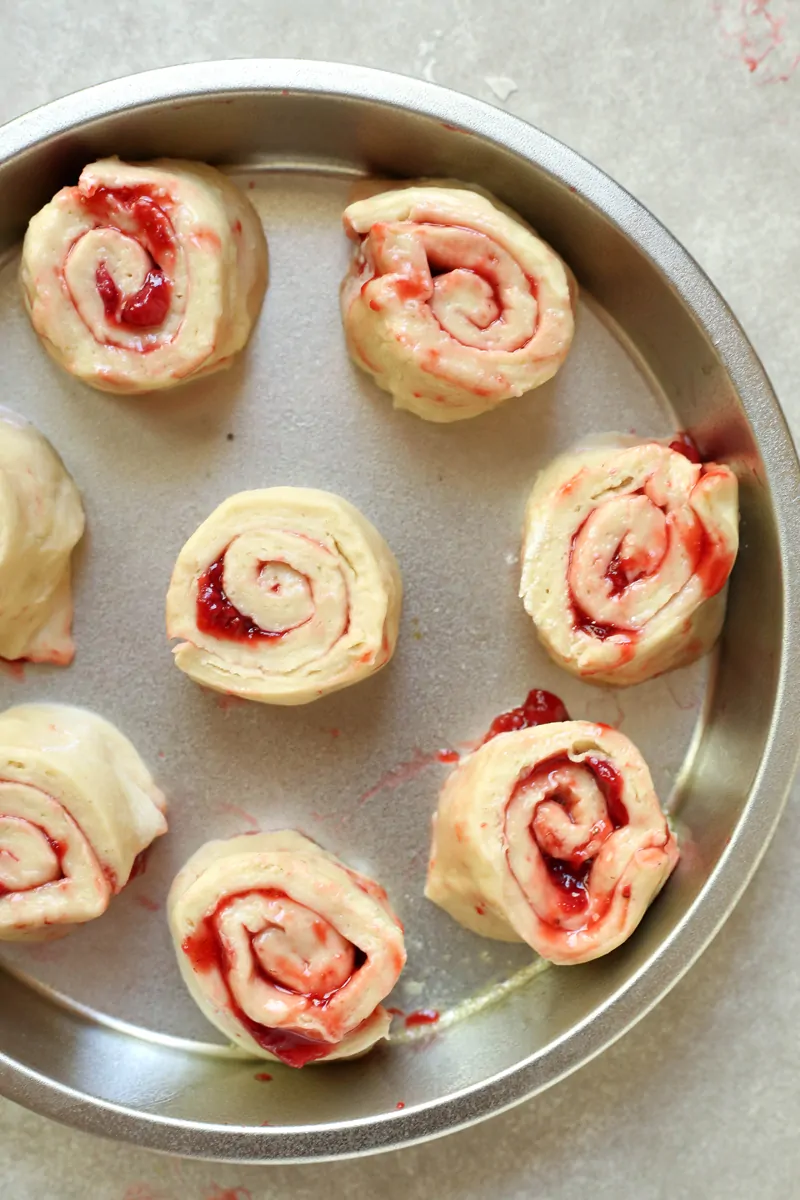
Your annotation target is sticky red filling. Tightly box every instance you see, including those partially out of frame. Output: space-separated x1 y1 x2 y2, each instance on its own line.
404 1008 440 1027
678 497 737 599
506 754 628 919
195 551 313 643
583 755 629 829
668 432 702 463
541 858 593 915
483 689 570 744
95 262 172 329
182 888 368 1068
79 184 175 330
80 185 175 254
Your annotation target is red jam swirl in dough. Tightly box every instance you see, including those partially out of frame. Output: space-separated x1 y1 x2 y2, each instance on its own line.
195 553 311 643
0 819 67 897
182 888 367 1068
567 502 645 644
508 753 628 920
80 185 176 255
95 263 172 328
567 441 734 642
571 607 633 642
678 500 737 600
362 223 541 353
483 689 570 743
583 755 628 828
342 185 575 424
22 160 269 397
81 185 176 331
542 857 593 915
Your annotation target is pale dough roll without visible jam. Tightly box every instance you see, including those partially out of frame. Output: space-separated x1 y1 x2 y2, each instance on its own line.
519 438 739 686
426 721 678 965
166 487 403 705
341 185 575 422
0 704 167 941
168 832 407 1066
0 409 84 665
20 158 267 394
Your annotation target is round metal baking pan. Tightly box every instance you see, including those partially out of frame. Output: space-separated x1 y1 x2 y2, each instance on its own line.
0 60 798 1163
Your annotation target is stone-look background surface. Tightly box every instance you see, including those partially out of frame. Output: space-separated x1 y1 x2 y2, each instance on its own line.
1 1 798 1196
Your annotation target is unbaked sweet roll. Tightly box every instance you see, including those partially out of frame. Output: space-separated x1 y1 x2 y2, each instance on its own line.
0 409 84 665
20 157 267 394
519 438 739 686
169 832 406 1066
0 703 167 941
341 185 575 422
166 487 402 705
426 721 678 965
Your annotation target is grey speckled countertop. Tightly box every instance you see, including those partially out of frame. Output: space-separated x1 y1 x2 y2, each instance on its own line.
2 2 799 1196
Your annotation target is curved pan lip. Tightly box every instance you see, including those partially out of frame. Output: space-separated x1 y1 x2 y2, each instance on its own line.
1 59 799 1162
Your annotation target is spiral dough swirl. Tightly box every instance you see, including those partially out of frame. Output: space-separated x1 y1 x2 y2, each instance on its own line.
20 157 267 394
168 832 406 1066
519 439 739 686
426 722 678 965
166 487 402 705
341 186 575 422
0 704 167 941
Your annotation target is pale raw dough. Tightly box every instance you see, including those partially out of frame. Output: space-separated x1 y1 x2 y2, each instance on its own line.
168 832 406 1064
341 185 575 422
0 409 84 664
519 439 739 685
426 722 679 965
166 487 403 705
20 158 267 394
0 703 167 941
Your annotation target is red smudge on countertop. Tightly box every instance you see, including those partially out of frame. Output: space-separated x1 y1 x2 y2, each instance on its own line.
714 0 800 83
